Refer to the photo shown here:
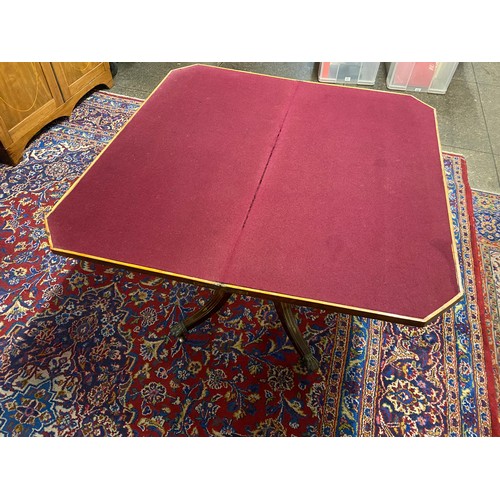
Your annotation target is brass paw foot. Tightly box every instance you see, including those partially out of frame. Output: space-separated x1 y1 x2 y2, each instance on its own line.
171 322 188 342
303 353 320 373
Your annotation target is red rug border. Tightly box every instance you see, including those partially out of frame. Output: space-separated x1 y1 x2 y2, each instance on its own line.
458 154 500 436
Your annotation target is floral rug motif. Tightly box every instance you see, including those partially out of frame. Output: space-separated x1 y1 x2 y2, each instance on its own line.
0 90 498 436
472 189 500 423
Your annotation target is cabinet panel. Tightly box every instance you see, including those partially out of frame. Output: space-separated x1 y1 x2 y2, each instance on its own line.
50 62 110 101
0 63 63 134
0 62 112 165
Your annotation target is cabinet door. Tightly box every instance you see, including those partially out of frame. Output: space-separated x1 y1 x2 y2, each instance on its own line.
50 62 111 101
0 62 63 148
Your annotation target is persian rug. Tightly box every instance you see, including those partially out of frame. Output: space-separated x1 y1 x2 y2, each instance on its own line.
472 190 500 421
0 90 498 436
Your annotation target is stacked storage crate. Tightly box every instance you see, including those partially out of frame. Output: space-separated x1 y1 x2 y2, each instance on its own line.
318 62 459 94
319 62 380 85
385 62 459 94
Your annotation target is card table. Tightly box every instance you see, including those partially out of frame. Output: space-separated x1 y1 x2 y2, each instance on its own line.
46 64 463 371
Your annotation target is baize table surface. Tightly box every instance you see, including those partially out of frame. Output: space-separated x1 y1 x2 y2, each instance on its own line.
46 64 462 324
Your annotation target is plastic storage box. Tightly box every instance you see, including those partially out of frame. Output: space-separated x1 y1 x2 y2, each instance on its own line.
318 62 380 85
385 62 459 94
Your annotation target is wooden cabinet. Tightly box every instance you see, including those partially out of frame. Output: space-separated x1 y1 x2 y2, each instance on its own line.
0 62 113 165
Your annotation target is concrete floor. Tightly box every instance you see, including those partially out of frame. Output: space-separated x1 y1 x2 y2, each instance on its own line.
110 62 500 194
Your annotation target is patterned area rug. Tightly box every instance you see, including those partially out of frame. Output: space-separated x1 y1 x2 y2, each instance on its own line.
0 90 498 436
472 190 500 422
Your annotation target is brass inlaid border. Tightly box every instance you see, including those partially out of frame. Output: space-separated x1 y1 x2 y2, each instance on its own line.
45 64 464 327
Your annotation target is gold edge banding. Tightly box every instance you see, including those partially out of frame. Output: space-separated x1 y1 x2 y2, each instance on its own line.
441 149 465 158
48 243 433 326
45 64 463 326
434 110 464 298
49 246 222 288
44 217 54 248
421 291 464 323
407 93 437 110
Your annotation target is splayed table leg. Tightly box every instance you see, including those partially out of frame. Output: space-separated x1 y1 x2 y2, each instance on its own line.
273 300 320 372
171 287 232 342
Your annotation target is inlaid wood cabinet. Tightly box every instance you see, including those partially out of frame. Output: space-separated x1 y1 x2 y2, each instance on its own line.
0 62 113 165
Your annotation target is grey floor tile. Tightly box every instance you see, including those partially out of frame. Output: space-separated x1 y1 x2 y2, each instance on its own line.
442 145 500 193
472 62 500 86
495 156 500 194
108 86 149 100
113 62 220 94
365 63 388 89
452 62 475 82
219 62 388 89
402 78 491 153
219 62 317 81
477 83 500 155
373 63 388 88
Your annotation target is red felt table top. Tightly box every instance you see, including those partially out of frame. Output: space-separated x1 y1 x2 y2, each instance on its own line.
47 64 462 324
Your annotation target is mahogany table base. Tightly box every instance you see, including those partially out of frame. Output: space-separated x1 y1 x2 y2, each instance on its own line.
170 288 320 372
273 300 320 372
170 288 232 341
